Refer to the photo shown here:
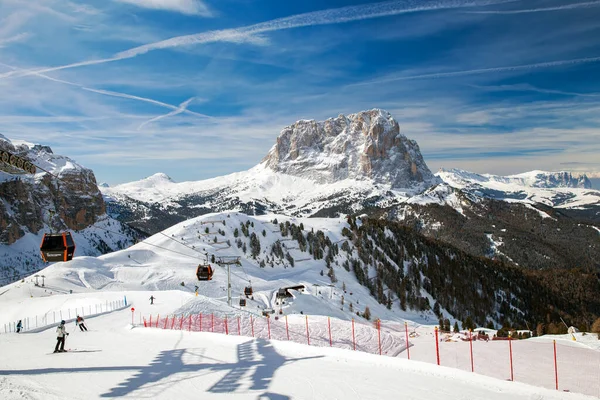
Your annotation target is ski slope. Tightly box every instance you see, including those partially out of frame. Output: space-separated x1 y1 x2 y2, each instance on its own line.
0 290 597 400
1 211 599 398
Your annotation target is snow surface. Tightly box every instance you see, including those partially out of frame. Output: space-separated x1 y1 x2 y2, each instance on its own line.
1 212 599 399
437 168 600 209
101 164 411 216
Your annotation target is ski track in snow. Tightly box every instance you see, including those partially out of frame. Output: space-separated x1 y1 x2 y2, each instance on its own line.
0 213 599 398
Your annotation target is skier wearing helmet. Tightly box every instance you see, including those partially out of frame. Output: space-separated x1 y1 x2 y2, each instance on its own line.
54 320 69 353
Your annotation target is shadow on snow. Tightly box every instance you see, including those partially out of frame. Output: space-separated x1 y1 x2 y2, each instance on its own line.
0 338 322 399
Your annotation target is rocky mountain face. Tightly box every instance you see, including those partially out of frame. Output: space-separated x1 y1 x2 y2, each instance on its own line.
263 109 439 189
0 135 136 284
0 136 105 244
103 109 441 235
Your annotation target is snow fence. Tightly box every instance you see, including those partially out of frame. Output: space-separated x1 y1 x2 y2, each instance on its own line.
3 298 128 334
143 312 407 357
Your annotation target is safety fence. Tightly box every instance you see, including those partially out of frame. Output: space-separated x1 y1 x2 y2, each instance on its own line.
3 298 128 334
143 315 600 397
404 326 600 398
143 312 407 357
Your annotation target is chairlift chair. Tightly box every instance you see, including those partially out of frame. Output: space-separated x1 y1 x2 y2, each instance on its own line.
196 264 214 281
40 232 76 262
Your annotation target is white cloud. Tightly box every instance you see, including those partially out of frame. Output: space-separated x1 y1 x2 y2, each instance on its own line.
0 0 516 79
470 0 600 14
114 0 212 16
349 56 600 86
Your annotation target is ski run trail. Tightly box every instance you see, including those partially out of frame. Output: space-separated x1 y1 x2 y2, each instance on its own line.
1 212 599 399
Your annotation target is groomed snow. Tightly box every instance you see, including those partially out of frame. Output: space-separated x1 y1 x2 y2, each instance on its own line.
1 290 598 399
1 212 599 399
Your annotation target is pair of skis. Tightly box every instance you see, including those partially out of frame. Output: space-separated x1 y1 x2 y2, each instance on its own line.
48 349 101 354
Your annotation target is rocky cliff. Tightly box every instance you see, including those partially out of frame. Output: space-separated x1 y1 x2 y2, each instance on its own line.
0 135 105 245
262 109 439 190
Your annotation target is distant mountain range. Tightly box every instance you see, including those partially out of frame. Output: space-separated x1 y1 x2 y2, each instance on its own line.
1 109 599 328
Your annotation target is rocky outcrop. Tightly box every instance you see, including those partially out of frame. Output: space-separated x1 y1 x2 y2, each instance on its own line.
0 136 105 244
262 109 440 190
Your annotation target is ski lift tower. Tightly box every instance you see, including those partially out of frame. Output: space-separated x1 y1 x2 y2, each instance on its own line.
215 256 241 307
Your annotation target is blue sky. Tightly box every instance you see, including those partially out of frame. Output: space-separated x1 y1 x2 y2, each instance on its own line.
1 0 599 185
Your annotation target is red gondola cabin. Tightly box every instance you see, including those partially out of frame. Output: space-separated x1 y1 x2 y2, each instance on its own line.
196 264 214 281
40 232 76 262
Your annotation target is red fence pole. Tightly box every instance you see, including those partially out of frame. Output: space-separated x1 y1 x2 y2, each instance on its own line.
435 326 440 366
328 317 332 347
143 317 147 327
405 322 410 360
267 316 271 340
251 315 254 337
469 329 474 372
508 334 514 381
285 315 290 340
225 316 229 335
211 313 214 333
237 316 241 336
199 313 202 332
171 316 175 330
352 318 356 351
377 320 382 355
164 316 168 329
156 315 160 328
150 315 152 327
305 315 310 345
179 315 184 330
188 315 192 331
553 340 558 390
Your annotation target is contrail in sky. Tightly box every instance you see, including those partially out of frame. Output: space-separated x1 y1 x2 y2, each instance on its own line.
350 56 600 85
469 0 600 14
138 97 196 130
0 0 518 79
0 62 212 120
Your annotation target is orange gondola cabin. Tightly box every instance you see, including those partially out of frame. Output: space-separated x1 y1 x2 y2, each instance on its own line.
40 232 76 262
196 264 214 281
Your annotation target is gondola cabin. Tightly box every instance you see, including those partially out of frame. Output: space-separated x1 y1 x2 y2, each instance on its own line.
244 286 253 297
40 232 76 262
239 298 246 307
196 264 214 281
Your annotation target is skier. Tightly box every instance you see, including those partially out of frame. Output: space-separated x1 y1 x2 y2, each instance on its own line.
150 295 155 305
16 320 22 333
75 315 88 331
54 320 69 353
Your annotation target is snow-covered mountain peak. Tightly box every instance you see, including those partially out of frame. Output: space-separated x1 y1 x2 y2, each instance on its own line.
437 168 592 190
436 168 598 208
262 109 440 190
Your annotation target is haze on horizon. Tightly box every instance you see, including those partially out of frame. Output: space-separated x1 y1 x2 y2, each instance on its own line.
0 0 599 185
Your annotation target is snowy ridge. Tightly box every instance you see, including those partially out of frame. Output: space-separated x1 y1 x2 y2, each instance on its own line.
0 134 89 181
102 163 411 217
437 168 600 208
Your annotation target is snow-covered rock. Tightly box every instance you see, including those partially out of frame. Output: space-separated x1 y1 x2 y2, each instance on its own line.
263 109 440 190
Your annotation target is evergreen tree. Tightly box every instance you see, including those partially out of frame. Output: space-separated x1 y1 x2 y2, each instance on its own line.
363 306 371 320
444 318 451 332
433 301 441 317
249 232 261 258
454 321 460 333
536 323 546 337
591 317 600 339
